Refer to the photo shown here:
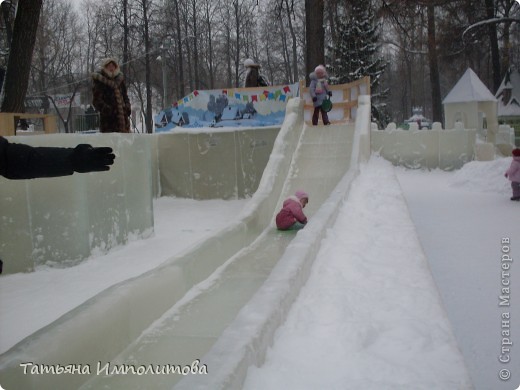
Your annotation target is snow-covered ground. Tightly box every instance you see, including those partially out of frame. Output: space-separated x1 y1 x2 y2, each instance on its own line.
396 158 519 390
1 155 518 389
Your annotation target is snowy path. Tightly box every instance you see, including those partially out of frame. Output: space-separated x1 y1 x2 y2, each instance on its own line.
242 157 472 389
0 198 248 354
396 161 520 390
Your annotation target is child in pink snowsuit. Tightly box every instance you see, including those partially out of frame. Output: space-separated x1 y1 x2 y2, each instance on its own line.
505 148 520 201
276 190 309 230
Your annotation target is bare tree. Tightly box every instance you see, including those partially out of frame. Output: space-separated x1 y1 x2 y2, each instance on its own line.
31 0 82 95
140 0 154 133
1 0 43 112
427 3 442 122
173 0 185 96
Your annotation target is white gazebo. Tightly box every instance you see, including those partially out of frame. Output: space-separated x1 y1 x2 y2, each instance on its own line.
443 68 498 143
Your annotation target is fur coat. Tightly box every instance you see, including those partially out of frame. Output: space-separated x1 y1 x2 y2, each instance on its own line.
91 62 131 133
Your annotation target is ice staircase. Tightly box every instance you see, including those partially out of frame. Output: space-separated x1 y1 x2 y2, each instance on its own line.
0 97 372 390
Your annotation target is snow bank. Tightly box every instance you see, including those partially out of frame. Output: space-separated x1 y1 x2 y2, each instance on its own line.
448 158 512 195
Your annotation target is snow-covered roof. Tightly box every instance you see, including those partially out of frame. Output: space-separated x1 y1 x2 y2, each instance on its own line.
496 66 520 117
443 68 497 104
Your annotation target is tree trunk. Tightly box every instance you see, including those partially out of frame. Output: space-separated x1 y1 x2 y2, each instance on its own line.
142 0 153 133
174 0 185 97
485 0 501 92
234 0 240 87
305 0 324 83
185 22 193 91
192 0 200 90
1 1 13 46
122 0 129 78
1 0 43 112
205 3 214 89
284 0 299 83
427 4 442 123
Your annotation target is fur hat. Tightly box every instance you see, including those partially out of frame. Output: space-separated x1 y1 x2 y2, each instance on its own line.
244 58 260 68
295 190 309 200
513 148 520 157
102 58 119 69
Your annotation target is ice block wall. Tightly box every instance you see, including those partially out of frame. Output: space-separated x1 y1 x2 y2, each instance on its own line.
0 134 155 274
371 125 476 170
157 127 280 199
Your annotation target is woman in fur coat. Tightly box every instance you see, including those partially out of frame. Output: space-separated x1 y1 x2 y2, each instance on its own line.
244 58 268 88
92 58 131 133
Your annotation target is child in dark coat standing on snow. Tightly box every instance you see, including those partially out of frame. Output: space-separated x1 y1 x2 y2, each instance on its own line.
505 148 520 201
309 65 332 126
276 190 309 231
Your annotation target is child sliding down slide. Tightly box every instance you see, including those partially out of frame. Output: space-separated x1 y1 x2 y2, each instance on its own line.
275 190 309 231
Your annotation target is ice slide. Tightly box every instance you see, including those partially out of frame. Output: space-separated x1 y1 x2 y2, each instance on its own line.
0 97 371 389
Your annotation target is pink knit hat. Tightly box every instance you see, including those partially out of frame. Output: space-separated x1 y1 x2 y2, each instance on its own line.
295 190 309 200
314 65 327 75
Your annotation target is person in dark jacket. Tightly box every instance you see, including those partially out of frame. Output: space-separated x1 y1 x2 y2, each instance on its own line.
0 136 115 180
244 58 269 88
92 58 131 133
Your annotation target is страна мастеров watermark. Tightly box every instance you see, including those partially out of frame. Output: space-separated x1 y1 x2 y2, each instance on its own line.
498 237 514 382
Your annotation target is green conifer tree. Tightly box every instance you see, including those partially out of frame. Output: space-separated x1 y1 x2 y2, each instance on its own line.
327 0 389 126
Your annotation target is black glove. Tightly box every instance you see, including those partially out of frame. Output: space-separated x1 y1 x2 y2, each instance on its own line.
327 91 332 96
312 97 317 102
71 144 115 173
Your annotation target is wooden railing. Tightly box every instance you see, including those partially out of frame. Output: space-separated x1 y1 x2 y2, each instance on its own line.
0 112 57 136
300 76 371 123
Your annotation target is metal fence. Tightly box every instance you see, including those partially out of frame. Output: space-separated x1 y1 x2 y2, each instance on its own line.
72 112 100 133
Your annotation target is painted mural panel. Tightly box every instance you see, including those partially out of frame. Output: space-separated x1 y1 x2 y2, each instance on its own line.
154 84 299 132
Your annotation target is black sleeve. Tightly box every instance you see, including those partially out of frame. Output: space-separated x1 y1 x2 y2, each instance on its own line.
0 137 74 180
